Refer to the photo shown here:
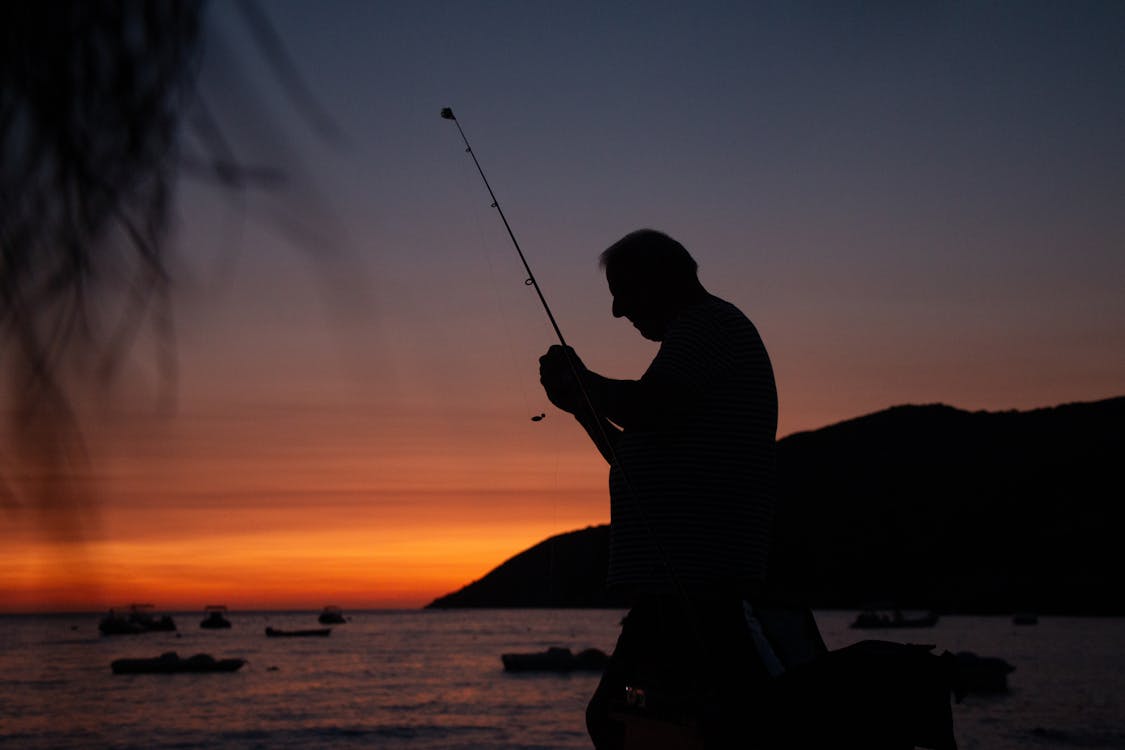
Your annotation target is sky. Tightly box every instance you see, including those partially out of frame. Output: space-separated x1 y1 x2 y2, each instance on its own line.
3 0 1123 611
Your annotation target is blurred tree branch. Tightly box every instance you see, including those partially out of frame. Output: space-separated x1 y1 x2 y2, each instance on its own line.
1 0 341 535
2 1 205 523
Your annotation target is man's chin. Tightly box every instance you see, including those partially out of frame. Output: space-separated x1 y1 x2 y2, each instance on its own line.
629 319 664 341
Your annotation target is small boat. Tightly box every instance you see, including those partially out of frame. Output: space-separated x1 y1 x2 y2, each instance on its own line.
850 608 939 629
111 651 246 674
954 651 1015 693
318 605 347 624
98 611 144 635
200 605 232 629
99 604 177 635
501 646 609 673
265 626 331 638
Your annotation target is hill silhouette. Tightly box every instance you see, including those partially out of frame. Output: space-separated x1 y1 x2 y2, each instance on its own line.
427 396 1124 614
428 525 622 608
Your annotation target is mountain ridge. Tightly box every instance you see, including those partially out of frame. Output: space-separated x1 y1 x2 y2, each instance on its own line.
427 396 1124 613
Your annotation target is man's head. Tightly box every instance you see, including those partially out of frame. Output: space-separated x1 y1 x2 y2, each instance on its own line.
599 229 703 341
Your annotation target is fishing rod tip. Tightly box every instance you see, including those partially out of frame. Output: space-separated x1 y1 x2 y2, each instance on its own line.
440 107 456 120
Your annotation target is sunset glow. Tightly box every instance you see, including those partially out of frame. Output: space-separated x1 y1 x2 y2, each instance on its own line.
3 1 1123 613
1 404 609 611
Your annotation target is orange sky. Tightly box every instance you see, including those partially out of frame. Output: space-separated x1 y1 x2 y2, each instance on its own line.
1 402 609 612
4 2 1124 612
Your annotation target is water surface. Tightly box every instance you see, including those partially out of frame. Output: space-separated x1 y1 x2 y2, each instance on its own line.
1 610 1122 749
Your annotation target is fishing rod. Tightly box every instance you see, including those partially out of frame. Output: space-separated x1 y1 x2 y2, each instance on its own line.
441 107 568 357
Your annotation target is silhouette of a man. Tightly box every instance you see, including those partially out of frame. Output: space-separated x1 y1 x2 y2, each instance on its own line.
539 229 780 747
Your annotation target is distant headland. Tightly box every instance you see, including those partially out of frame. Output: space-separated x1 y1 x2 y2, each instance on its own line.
427 396 1124 614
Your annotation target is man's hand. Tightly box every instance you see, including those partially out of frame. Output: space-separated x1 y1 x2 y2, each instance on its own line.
538 345 587 414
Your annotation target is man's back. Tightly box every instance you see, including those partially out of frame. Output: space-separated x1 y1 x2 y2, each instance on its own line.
608 294 778 593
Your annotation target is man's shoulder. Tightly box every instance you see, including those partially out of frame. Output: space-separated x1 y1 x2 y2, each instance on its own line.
678 294 755 332
656 295 764 368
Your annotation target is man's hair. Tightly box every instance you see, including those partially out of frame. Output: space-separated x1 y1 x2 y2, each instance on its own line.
599 229 698 284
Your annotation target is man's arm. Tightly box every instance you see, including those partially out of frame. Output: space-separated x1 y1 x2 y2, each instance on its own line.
572 406 622 465
539 345 694 435
581 371 688 431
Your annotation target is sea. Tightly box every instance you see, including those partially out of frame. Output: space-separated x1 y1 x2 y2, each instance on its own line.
1 610 1123 749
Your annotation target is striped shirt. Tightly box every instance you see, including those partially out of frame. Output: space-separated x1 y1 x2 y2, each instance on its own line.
607 294 778 593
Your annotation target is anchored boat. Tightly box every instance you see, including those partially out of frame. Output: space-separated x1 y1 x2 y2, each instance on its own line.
200 605 232 629
850 608 939 629
111 651 245 674
98 604 177 635
318 605 347 624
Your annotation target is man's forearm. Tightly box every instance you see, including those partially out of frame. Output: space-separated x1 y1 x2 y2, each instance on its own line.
582 371 660 430
573 407 621 465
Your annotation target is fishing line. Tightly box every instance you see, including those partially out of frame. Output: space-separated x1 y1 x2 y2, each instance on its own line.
442 106 625 455
441 108 568 350
454 143 537 421
445 111 564 596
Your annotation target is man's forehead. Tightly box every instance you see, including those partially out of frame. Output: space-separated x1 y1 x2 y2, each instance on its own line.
605 263 648 291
